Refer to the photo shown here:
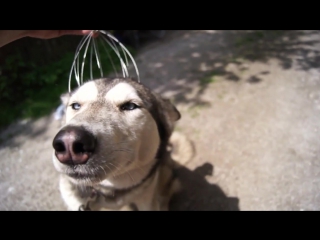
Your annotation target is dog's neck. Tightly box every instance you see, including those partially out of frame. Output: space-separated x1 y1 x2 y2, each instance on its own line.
96 140 169 191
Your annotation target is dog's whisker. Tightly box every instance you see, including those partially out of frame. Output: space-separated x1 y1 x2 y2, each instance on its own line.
132 161 149 176
110 161 135 183
101 148 132 159
112 149 133 153
107 162 121 172
127 171 135 183
104 146 133 154
105 164 114 179
106 163 118 179
99 165 108 178
107 141 131 145
108 161 134 182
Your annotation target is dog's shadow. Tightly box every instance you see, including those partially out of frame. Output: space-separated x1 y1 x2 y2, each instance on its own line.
169 163 240 211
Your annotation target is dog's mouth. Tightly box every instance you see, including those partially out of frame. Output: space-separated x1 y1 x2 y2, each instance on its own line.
67 169 93 179
62 164 108 185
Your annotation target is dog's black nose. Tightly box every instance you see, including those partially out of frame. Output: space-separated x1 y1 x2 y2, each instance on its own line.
52 126 96 165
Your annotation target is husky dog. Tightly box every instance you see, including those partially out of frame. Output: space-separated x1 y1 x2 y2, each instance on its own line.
52 77 193 211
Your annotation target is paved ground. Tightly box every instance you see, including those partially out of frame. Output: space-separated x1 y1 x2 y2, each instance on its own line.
1 30 320 210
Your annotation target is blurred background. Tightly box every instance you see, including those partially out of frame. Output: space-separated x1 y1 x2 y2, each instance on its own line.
1 30 320 210
0 30 166 130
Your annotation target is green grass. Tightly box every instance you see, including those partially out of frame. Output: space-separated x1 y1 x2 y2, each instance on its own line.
235 30 286 48
174 126 183 132
235 31 266 47
0 42 136 130
200 75 216 86
188 103 211 118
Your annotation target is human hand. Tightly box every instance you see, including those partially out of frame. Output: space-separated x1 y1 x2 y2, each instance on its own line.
25 30 93 39
0 30 94 48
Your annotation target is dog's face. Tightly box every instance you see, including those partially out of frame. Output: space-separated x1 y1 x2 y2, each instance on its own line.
52 78 180 187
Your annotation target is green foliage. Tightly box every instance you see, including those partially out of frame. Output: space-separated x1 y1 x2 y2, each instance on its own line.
0 42 136 129
199 75 216 86
235 30 286 47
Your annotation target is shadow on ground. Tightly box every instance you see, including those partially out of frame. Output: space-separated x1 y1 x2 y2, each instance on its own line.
2 30 319 147
0 114 54 150
169 162 240 211
138 30 320 107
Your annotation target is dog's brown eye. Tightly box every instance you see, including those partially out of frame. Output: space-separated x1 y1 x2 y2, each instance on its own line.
71 103 81 110
120 102 138 111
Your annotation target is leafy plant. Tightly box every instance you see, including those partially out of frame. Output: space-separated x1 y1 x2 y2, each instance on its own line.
0 42 136 129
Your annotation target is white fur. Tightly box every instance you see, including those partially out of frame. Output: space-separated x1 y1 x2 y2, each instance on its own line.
53 81 160 208
66 81 98 123
105 82 142 106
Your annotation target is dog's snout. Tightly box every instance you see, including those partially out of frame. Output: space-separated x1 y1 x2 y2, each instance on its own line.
52 126 96 165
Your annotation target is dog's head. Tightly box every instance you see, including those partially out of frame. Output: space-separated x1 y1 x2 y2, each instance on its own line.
52 78 180 187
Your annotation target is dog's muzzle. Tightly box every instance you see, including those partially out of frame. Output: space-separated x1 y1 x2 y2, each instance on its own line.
52 126 96 165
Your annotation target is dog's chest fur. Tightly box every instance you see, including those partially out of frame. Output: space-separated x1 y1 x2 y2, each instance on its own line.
66 153 180 211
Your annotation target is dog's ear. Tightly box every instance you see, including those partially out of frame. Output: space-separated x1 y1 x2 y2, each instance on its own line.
60 92 70 107
151 93 181 144
161 98 181 124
